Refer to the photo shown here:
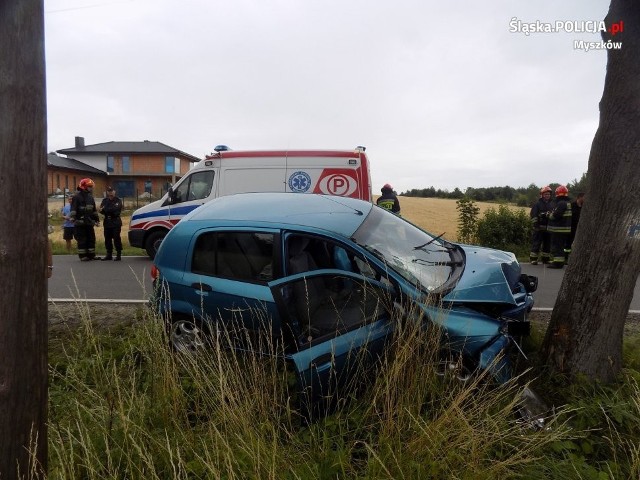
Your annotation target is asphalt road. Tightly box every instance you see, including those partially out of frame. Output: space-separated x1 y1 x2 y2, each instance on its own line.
47 255 640 311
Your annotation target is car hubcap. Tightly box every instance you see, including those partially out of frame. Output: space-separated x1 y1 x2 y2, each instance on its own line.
171 319 204 352
435 360 473 383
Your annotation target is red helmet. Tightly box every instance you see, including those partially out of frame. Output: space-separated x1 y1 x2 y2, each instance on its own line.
78 178 95 191
382 183 393 191
540 186 552 195
555 185 569 197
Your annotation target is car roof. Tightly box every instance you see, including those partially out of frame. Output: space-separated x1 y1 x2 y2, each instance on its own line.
184 193 373 237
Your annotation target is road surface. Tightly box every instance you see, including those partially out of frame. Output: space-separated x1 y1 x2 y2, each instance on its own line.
47 255 640 311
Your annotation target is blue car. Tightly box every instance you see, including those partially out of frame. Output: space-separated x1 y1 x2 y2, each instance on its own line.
152 193 538 415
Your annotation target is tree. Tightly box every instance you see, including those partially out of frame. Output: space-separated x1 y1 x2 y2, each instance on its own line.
567 172 589 194
542 1 640 383
0 1 48 478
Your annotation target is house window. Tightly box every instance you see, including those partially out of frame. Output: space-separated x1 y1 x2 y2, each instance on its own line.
107 155 114 173
122 156 130 173
56 174 60 188
165 156 175 174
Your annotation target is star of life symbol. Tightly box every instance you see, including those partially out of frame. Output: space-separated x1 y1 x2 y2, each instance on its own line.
288 171 312 192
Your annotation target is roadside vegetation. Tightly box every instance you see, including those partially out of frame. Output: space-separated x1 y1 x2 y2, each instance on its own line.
47 303 640 479
401 172 588 207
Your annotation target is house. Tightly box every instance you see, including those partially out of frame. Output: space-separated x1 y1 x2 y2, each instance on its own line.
47 152 106 195
54 136 201 198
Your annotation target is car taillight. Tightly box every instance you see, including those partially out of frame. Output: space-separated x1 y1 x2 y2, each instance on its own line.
151 264 159 280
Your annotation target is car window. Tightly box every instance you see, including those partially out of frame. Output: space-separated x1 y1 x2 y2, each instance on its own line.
192 231 274 282
173 170 214 204
279 274 392 344
286 234 379 279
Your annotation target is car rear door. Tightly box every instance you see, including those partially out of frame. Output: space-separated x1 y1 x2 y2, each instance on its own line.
183 229 281 342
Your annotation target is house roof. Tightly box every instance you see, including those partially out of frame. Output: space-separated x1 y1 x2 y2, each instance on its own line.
47 153 105 174
56 140 201 162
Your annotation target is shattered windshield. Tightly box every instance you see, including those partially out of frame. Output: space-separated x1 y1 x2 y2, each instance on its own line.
352 206 463 293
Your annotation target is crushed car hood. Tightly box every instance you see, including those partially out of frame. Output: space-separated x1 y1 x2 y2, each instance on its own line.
442 245 522 305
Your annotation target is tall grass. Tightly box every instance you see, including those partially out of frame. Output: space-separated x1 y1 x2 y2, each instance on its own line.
47 302 640 479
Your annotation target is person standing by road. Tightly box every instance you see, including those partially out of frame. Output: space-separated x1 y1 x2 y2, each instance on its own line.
61 194 75 253
377 183 401 215
70 178 100 261
529 186 553 265
100 186 123 261
547 185 572 269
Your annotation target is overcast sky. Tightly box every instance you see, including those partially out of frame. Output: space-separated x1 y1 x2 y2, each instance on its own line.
44 0 611 192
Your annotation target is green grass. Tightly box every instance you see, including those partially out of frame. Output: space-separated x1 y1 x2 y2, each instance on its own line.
45 302 640 479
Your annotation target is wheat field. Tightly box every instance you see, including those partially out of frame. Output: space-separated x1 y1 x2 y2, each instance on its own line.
386 196 525 241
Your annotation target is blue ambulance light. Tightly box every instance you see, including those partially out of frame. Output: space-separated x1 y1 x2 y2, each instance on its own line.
214 145 230 152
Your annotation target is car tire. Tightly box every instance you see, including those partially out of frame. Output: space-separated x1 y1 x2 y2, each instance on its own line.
435 355 475 383
169 317 206 353
145 230 167 259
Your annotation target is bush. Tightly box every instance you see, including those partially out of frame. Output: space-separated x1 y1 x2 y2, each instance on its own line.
476 204 531 257
456 197 480 244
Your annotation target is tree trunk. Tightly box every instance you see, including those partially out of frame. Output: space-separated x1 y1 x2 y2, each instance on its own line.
542 0 640 383
0 1 48 478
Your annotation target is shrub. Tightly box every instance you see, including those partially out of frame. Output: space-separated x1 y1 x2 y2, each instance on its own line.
456 197 480 244
476 204 531 257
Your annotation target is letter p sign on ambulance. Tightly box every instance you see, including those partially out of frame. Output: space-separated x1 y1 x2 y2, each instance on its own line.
314 169 358 197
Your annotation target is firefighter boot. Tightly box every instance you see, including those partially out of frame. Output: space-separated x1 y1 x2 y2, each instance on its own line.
114 251 122 261
101 252 113 261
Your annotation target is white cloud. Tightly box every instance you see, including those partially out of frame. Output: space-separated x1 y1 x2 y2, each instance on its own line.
45 0 609 192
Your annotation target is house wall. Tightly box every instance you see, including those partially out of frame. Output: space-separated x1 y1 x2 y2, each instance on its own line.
71 153 195 176
49 150 198 199
47 168 107 195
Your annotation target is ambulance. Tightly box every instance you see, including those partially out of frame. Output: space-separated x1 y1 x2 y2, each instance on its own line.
128 146 373 258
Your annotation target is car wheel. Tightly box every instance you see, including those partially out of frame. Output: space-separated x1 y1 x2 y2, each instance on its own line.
145 230 167 259
170 317 205 353
435 357 474 383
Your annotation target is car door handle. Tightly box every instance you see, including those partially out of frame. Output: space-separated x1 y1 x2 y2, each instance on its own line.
310 353 333 372
191 282 212 292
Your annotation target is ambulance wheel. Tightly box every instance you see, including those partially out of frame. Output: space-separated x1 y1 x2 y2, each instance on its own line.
145 231 166 259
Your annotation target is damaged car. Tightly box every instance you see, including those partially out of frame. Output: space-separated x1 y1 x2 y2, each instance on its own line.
151 192 541 421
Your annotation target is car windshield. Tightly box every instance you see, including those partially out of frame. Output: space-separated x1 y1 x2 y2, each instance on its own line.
352 207 463 293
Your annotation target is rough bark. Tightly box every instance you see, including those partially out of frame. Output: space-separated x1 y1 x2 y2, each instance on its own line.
0 1 48 478
542 0 640 383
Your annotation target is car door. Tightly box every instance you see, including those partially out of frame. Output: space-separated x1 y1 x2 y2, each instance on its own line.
183 229 282 345
269 270 396 419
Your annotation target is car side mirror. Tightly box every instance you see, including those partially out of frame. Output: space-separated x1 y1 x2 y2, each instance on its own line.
161 187 175 207
167 187 177 205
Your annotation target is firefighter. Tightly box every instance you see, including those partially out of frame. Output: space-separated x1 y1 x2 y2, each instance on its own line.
529 186 553 265
376 183 401 214
100 186 123 261
547 185 572 269
70 178 100 261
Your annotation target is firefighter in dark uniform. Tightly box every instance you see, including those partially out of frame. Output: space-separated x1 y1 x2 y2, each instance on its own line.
376 183 401 215
547 185 572 269
529 186 553 265
70 178 100 261
100 186 123 261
